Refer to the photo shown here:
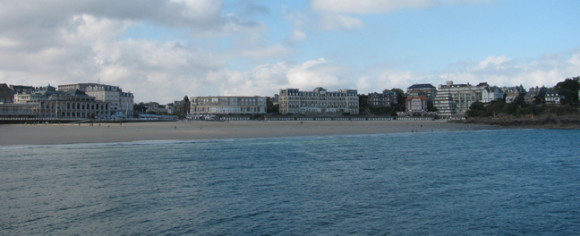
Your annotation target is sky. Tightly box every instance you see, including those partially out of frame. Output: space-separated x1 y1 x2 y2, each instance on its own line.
1 0 579 103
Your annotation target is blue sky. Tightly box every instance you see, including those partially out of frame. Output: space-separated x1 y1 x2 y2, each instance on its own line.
0 0 579 103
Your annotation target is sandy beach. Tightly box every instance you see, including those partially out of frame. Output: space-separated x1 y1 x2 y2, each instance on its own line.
0 120 497 146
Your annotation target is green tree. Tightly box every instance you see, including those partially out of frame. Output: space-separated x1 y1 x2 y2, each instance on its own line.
266 97 279 113
391 88 406 113
467 102 487 117
133 102 147 116
555 77 580 104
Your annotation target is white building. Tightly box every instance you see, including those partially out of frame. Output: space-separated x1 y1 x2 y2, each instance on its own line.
434 81 479 117
278 88 359 115
59 83 134 117
406 96 429 113
433 89 457 118
16 86 110 119
480 86 504 103
544 89 561 104
190 96 267 115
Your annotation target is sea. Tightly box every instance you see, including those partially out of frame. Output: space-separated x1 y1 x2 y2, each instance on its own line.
1 128 579 235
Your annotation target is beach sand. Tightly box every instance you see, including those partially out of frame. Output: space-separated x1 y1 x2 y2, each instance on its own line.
0 120 497 146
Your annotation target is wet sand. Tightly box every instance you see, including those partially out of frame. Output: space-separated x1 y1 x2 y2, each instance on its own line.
0 120 497 146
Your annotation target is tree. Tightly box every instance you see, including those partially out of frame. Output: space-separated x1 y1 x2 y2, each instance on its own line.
181 96 190 118
391 88 406 113
555 77 580 104
174 96 191 119
466 102 487 117
266 97 279 113
133 102 147 115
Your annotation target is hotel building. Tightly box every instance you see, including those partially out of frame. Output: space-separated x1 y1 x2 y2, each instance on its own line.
434 81 480 117
58 83 134 117
278 87 359 115
15 86 110 119
189 96 267 115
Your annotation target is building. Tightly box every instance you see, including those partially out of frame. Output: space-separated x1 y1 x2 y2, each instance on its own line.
0 104 36 117
15 86 110 119
278 88 359 115
502 86 526 103
405 96 429 113
190 96 267 115
478 83 504 103
524 87 547 104
544 89 562 104
433 89 457 118
10 85 35 95
434 81 479 117
367 89 398 107
407 84 436 101
58 83 134 118
0 84 14 104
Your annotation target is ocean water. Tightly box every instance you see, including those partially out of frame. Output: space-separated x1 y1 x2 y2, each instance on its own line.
1 129 579 235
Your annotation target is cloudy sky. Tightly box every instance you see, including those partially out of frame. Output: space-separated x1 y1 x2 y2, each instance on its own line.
1 0 579 103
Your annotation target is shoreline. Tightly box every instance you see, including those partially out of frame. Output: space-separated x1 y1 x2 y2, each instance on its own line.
454 116 580 129
0 120 498 146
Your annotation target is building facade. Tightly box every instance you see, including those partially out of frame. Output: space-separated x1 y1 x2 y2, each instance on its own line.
405 96 429 113
433 81 481 116
278 88 359 115
0 104 36 117
190 96 267 115
544 89 561 104
481 86 504 103
59 83 134 117
433 89 457 118
502 86 526 103
15 86 110 119
367 89 398 107
407 84 436 101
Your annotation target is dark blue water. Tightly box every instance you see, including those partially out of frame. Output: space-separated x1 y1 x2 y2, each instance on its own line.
1 129 579 235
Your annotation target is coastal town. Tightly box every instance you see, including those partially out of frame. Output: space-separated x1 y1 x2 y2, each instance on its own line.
0 76 579 123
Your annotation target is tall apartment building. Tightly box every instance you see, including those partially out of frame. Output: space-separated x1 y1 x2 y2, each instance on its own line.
278 87 359 115
433 89 457 118
434 81 480 117
190 96 267 115
58 83 134 117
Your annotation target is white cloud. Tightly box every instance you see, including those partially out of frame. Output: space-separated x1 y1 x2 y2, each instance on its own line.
238 45 289 59
286 58 340 88
478 55 512 69
569 51 580 66
437 52 580 89
0 37 20 48
318 14 365 30
291 30 307 41
311 0 489 14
